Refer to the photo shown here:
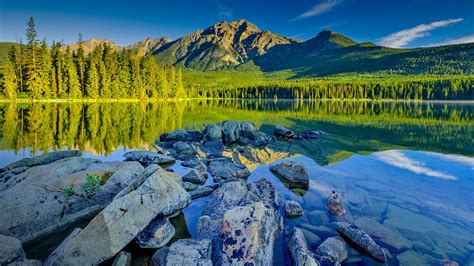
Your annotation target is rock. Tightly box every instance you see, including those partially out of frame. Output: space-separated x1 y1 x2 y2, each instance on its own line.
159 129 202 142
0 157 143 244
203 123 223 142
300 229 322 249
0 234 26 265
220 121 258 145
44 228 82 266
354 217 412 251
136 217 175 249
297 130 324 140
288 227 319 266
333 222 386 262
182 169 207 184
44 165 191 265
1 150 82 172
327 191 346 216
112 251 132 266
203 140 225 157
270 160 309 187
171 141 197 158
285 200 304 217
123 151 175 165
183 182 198 191
274 125 295 138
207 157 250 182
443 261 459 266
220 202 278 265
151 246 169 266
189 186 215 199
396 250 441 265
252 132 273 147
166 239 212 266
316 236 348 263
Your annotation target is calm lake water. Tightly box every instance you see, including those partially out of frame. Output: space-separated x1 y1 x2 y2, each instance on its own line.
0 100 473 265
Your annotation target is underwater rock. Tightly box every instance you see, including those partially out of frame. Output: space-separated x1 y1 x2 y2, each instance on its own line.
333 222 386 262
297 130 325 140
274 125 295 138
288 227 319 266
44 165 191 265
207 157 250 182
285 200 304 217
123 150 175 165
270 160 309 187
327 191 346 216
136 217 175 249
166 239 212 265
316 236 348 263
112 251 132 266
354 217 412 251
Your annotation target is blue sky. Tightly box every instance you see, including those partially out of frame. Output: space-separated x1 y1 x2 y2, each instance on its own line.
0 0 473 48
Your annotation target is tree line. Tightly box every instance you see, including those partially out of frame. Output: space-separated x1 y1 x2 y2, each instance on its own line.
1 17 186 99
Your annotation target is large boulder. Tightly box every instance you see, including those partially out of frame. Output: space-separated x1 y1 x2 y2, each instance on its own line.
136 217 175 249
159 129 202 142
165 239 212 266
45 165 191 265
285 200 304 218
274 125 295 138
0 156 143 244
182 169 207 184
327 191 346 216
0 234 41 266
220 121 258 145
288 228 319 266
270 160 309 187
123 151 175 165
334 222 386 262
316 236 348 263
207 157 250 182
203 123 223 142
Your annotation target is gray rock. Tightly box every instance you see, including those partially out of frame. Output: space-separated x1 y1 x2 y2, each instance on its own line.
189 186 215 199
0 234 26 265
44 228 82 266
171 141 196 157
396 250 441 265
297 130 324 140
166 239 212 266
220 121 258 145
6 259 42 266
316 236 348 263
207 157 250 182
123 151 175 165
159 129 202 142
182 169 207 184
203 123 222 142
333 222 386 262
327 191 346 216
285 200 304 217
0 157 143 244
354 217 412 251
183 182 198 191
274 125 295 138
252 132 273 147
151 246 169 266
1 150 82 172
136 217 175 249
45 166 191 265
288 227 319 266
270 160 309 187
112 251 132 266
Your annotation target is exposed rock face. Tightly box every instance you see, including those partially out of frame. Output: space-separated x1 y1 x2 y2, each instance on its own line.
0 156 143 244
207 157 250 182
316 236 348 263
126 37 172 57
189 186 215 199
165 239 212 265
270 160 309 187
136 217 175 249
1 150 82 172
112 251 132 266
198 179 282 265
274 125 295 138
182 169 207 183
333 222 386 262
327 191 346 216
288 227 319 266
123 151 175 165
45 165 191 265
285 200 304 217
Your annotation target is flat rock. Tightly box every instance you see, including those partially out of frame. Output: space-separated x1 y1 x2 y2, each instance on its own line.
327 191 346 216
159 129 202 142
1 150 82 172
112 251 132 266
274 125 295 138
166 239 212 266
0 157 143 244
288 227 319 266
44 165 191 265
182 169 207 184
334 222 386 262
189 186 215 199
207 157 250 182
316 236 348 263
270 160 309 187
285 200 304 217
136 217 175 249
123 151 175 165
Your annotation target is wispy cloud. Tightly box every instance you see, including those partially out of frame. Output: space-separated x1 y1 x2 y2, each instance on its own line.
378 18 464 48
217 5 232 18
292 0 340 21
375 150 457 180
429 33 474 47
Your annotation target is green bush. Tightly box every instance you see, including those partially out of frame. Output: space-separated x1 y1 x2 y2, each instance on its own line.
64 186 75 196
83 174 102 194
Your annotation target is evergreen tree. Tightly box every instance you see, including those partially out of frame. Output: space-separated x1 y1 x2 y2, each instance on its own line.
85 56 100 98
25 17 42 98
64 47 82 97
39 40 52 97
2 48 17 98
75 33 86 94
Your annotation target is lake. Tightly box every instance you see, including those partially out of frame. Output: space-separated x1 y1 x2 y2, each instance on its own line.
0 100 473 265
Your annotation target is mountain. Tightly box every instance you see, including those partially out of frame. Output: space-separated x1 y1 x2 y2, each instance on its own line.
65 38 119 54
152 19 301 70
126 37 172 56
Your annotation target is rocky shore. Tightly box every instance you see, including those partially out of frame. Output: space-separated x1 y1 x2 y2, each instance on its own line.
0 121 466 265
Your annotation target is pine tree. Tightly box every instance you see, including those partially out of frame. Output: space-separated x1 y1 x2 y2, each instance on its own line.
75 33 86 94
64 47 82 97
25 17 42 98
39 40 52 97
2 47 17 98
85 55 100 98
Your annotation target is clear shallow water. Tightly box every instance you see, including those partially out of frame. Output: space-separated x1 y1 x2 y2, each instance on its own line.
0 100 473 265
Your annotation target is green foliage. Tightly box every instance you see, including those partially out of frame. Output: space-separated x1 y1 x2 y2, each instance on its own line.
83 173 102 194
64 186 75 197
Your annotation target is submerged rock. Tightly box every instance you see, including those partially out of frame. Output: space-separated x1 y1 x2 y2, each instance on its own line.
288 227 319 266
189 186 215 199
123 151 175 165
316 236 348 263
270 160 309 187
1 150 82 172
182 169 207 184
354 217 412 251
274 125 295 138
159 129 202 142
327 191 346 216
297 130 325 140
136 217 175 249
45 165 191 265
285 200 304 217
333 222 386 262
166 239 212 265
112 251 132 266
207 157 250 182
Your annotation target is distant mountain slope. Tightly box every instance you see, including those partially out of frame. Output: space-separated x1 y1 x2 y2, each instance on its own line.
152 19 301 70
65 38 119 54
126 37 172 56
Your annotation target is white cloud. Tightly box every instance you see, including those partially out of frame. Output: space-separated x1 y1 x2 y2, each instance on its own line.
293 0 340 21
429 33 474 47
378 18 464 48
375 150 457 180
425 152 474 169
